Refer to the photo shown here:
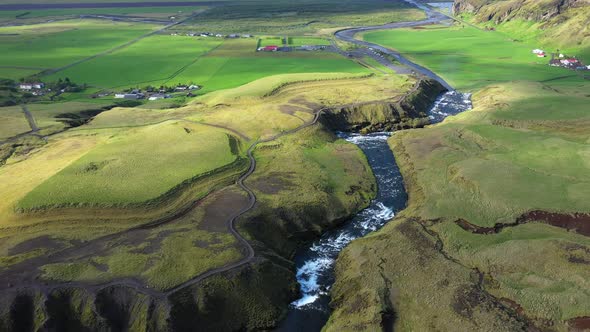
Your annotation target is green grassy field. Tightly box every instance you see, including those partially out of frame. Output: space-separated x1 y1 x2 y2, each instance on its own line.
288 37 331 46
163 39 370 94
41 37 367 92
0 20 157 79
363 25 586 91
46 35 223 88
18 121 238 209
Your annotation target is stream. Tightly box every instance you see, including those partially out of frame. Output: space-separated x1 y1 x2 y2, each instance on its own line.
276 91 472 331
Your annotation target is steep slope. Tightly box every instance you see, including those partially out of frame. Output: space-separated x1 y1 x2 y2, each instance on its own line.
453 0 590 58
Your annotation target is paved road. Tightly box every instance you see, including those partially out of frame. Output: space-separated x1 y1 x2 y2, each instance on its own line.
334 0 455 90
21 104 39 132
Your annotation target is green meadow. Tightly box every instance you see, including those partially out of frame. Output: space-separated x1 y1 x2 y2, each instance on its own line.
0 20 156 79
18 121 238 209
363 25 585 91
46 35 224 88
288 37 331 46
164 39 370 93
42 37 367 92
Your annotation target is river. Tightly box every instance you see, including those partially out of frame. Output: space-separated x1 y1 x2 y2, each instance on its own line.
276 91 472 331
275 0 474 329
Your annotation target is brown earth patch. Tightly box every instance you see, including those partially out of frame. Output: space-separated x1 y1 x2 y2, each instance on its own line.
568 316 590 330
522 211 590 237
8 236 65 256
455 210 590 237
198 189 249 233
249 172 294 195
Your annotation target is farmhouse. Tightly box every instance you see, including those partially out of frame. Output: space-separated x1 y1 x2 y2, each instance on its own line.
19 82 44 90
148 94 171 101
115 93 144 99
258 45 279 52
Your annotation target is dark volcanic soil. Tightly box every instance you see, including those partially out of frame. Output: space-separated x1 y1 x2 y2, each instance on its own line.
455 210 590 237
568 316 590 330
0 2 223 11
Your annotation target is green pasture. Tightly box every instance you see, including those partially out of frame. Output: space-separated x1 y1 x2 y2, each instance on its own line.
165 39 370 93
258 37 283 47
363 25 586 91
46 35 223 88
0 20 156 76
18 121 238 209
288 37 331 46
43 37 367 92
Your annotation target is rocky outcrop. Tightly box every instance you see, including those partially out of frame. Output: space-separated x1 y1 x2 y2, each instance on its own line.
320 79 446 133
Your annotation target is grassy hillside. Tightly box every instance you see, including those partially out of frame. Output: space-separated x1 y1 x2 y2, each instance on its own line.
453 0 590 60
327 21 590 332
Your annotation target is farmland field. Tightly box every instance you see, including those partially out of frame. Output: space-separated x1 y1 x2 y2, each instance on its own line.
164 39 370 93
0 20 157 79
45 35 224 88
40 37 368 92
363 25 584 91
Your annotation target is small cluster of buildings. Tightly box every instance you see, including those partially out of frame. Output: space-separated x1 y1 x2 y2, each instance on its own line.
257 45 328 52
532 49 546 57
18 82 46 96
114 85 201 100
533 49 590 71
19 82 45 90
549 55 590 71
172 32 254 39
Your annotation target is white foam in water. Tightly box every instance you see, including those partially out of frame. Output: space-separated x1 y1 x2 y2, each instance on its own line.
290 95 473 311
291 134 400 308
429 91 473 123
